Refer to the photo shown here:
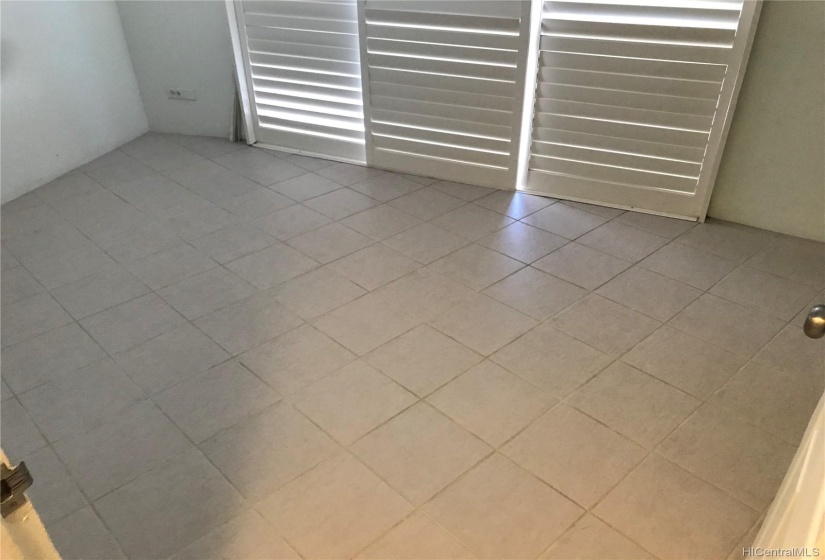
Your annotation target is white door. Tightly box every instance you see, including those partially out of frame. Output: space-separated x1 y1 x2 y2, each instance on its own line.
231 0 367 162
360 1 533 188
523 0 762 219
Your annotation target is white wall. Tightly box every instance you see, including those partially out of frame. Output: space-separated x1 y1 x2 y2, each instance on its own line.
0 0 148 203
709 0 825 242
116 0 235 138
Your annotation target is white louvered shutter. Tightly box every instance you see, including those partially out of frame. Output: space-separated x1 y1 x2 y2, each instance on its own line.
235 0 366 161
361 1 532 188
526 0 757 218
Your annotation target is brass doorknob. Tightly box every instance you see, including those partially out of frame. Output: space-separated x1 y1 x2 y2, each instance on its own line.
803 304 825 339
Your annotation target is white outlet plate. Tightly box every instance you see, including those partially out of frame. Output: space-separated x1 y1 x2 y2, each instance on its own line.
167 88 196 101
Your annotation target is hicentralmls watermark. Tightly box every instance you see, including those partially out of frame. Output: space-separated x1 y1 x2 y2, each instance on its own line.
743 548 821 557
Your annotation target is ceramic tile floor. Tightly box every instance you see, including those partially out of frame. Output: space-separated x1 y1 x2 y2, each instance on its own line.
1 132 824 560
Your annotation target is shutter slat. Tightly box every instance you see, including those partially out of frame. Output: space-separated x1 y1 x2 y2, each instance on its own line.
540 35 731 64
243 0 356 21
367 23 519 50
545 2 742 30
536 98 714 131
257 105 363 131
367 38 518 66
255 93 363 119
371 122 510 153
537 83 718 116
365 9 520 34
538 67 723 99
372 95 513 127
542 18 736 46
259 115 365 141
252 69 362 91
533 127 706 163
535 113 709 148
368 53 517 82
540 51 726 82
371 82 515 112
245 25 359 50
532 140 702 177
371 109 512 140
375 136 510 168
243 13 358 34
250 52 360 77
368 67 514 97
253 79 364 103
248 40 359 63
530 154 698 193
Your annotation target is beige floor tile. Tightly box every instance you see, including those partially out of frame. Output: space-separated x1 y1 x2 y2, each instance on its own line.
317 162 387 186
342 204 423 240
364 325 482 397
220 189 295 220
79 293 187 354
153 360 281 443
213 148 305 185
503 405 645 508
358 511 475 559
257 453 413 559
160 204 239 241
597 266 701 321
269 172 343 201
388 187 466 221
550 294 660 357
280 152 337 172
670 294 785 357
578 221 669 263
793 289 825 325
1 397 48 461
401 173 440 186
478 221 568 264
484 267 587 320
430 294 537 356
165 159 260 204
35 169 103 204
523 203 609 239
639 242 739 291
431 180 496 202
658 405 797 509
594 455 759 560
113 323 229 394
430 244 524 291
157 266 257 320
754 322 825 377
22 445 87 527
2 293 73 348
567 362 700 448
472 190 555 219
382 222 470 264
21 244 115 291
95 448 246 559
707 361 823 444
53 400 191 500
50 263 150 319
747 235 825 288
19 359 144 443
430 204 514 241
491 323 613 398
240 323 356 395
428 361 555 447
331 244 420 290
252 204 332 240
728 517 765 560
1 266 44 305
352 403 491 504
0 323 106 394
540 514 655 560
48 507 124 560
124 244 217 290
190 223 278 264
561 200 626 219
200 402 339 499
171 510 300 560
193 290 304 355
292 360 417 445
303 187 381 220
710 266 819 321
314 293 419 355
225 243 318 290
533 242 632 290
424 454 582 559
623 325 748 399
269 266 367 320
676 220 776 263
616 212 695 239
286 222 374 264
349 173 424 202
373 267 475 323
